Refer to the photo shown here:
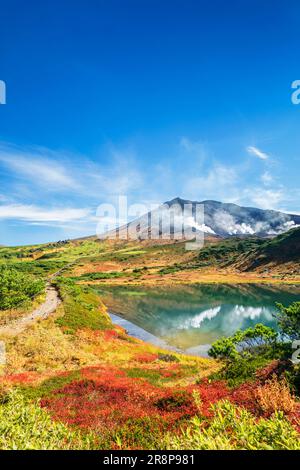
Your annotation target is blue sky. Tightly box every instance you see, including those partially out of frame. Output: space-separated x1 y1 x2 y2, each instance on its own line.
0 0 300 245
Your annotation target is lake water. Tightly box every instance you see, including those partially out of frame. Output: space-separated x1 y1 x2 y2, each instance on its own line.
95 284 300 356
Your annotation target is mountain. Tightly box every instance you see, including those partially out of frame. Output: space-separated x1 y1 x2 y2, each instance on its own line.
103 197 300 240
234 226 300 272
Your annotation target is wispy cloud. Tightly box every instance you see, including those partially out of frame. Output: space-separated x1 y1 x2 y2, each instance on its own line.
180 137 206 155
85 147 144 196
0 203 92 223
245 188 284 210
0 144 78 190
261 171 273 185
183 164 239 202
246 146 269 160
0 137 298 243
0 142 144 200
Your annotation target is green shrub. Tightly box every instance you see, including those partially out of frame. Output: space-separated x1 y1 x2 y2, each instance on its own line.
158 353 180 363
210 356 270 387
0 266 44 310
196 238 263 266
72 271 126 281
125 367 163 385
275 301 300 342
19 371 81 401
159 266 180 275
209 304 300 389
285 364 300 396
208 323 278 362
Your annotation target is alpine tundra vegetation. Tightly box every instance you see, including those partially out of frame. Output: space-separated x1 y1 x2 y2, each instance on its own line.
0 225 299 450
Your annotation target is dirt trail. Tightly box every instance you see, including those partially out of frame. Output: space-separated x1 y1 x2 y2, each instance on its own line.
0 284 61 337
0 256 103 337
0 259 81 337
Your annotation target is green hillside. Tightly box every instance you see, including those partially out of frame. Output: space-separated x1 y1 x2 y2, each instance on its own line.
236 227 300 272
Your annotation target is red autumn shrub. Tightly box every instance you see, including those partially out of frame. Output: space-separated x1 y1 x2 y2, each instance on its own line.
104 329 119 341
255 360 281 382
37 360 300 448
40 366 234 434
160 370 175 378
230 381 258 415
1 372 40 385
188 379 230 417
40 365 300 440
135 352 158 363
288 411 300 433
40 366 204 432
159 363 183 379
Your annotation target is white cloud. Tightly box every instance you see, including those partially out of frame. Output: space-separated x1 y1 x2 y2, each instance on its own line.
0 138 299 243
180 137 205 153
184 164 238 201
86 160 143 195
179 137 208 167
250 188 284 210
0 142 146 202
0 203 92 223
180 137 194 151
0 145 77 190
247 146 269 160
261 171 273 185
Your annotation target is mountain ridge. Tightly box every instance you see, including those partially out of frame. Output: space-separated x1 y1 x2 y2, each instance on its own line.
103 197 300 240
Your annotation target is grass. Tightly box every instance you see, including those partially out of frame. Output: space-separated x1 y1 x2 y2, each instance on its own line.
0 389 94 450
162 400 300 450
1 233 298 287
125 367 177 386
54 278 112 334
18 371 81 401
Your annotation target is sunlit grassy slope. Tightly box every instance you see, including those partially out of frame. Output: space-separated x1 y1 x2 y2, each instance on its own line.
1 229 298 285
0 230 299 449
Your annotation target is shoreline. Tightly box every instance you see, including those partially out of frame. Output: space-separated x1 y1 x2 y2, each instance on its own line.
109 312 181 352
83 276 300 287
109 311 211 358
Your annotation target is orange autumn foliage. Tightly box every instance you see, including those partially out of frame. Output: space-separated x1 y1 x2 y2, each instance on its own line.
255 375 296 416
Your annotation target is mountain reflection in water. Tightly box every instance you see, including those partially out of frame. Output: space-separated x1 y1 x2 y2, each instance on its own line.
94 284 300 354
